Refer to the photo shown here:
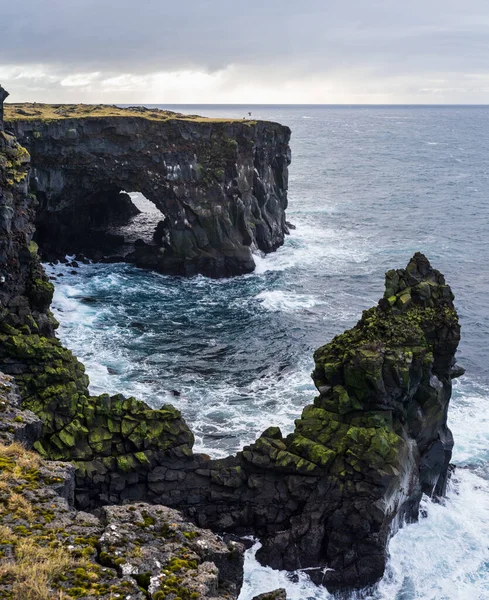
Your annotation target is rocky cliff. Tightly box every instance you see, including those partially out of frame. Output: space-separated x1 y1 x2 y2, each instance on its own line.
6 103 291 278
0 376 244 600
0 87 8 122
0 89 464 595
0 95 246 598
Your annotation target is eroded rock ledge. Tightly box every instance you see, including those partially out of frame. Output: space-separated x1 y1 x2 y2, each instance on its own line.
5 102 291 278
0 89 464 595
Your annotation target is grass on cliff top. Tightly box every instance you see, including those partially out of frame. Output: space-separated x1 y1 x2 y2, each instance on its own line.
4 103 258 125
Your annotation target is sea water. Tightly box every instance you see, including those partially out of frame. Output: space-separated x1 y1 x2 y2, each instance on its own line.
45 105 489 599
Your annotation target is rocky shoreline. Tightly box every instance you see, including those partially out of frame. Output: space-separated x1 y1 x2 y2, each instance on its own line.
0 86 465 598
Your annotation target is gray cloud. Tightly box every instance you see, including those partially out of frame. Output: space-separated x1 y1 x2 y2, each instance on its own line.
1 0 489 102
1 1 489 71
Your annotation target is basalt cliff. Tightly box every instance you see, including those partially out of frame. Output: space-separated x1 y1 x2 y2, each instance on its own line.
0 87 464 597
5 103 291 278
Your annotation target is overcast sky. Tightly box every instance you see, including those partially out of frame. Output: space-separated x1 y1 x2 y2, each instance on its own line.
2 0 489 104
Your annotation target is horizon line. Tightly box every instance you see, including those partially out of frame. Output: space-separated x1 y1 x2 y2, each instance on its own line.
6 101 489 108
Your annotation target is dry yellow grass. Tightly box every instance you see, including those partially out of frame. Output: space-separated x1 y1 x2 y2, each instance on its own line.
4 102 252 124
1 537 73 599
7 492 36 522
0 441 41 468
0 441 41 486
0 442 73 598
0 441 38 460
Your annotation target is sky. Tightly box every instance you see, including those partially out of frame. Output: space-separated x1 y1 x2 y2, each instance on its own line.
2 0 489 104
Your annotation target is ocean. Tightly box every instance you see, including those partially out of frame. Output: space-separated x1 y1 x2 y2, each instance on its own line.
45 105 489 599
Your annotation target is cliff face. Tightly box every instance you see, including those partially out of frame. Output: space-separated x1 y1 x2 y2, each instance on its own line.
6 104 291 277
0 86 7 122
0 91 464 595
0 98 56 340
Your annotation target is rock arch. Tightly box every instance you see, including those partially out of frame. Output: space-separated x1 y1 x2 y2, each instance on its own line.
7 105 291 277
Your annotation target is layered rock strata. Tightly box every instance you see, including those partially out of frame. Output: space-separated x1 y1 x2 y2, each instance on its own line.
6 103 291 278
0 89 464 594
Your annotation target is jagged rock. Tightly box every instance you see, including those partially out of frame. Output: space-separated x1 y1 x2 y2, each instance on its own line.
252 590 287 600
0 373 245 599
99 503 244 599
6 103 291 278
0 372 41 447
0 436 146 598
0 435 243 599
0 86 7 123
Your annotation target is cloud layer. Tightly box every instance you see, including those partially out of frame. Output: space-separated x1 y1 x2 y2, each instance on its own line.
2 0 489 103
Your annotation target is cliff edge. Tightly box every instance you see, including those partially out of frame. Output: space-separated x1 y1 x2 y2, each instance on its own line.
6 103 291 278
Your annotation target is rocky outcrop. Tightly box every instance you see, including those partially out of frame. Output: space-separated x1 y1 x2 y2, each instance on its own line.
0 380 244 599
0 373 42 448
63 253 461 593
0 88 464 594
252 590 287 600
6 103 291 277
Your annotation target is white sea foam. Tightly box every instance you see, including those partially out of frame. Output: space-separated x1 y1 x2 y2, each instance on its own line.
238 469 489 600
253 217 370 276
239 541 333 600
255 290 324 312
449 379 489 468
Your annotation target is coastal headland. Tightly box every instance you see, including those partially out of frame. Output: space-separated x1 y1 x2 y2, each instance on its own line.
0 88 464 597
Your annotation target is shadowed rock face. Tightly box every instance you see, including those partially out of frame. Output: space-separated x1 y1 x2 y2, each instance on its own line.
7 107 291 277
0 93 464 594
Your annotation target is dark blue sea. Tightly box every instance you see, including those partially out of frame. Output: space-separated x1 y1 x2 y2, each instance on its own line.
46 105 489 599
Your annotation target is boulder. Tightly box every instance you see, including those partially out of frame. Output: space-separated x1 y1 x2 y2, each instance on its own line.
252 590 287 600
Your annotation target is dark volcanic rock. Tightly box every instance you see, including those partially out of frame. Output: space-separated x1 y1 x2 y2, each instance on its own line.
99 503 244 599
0 379 245 599
0 372 42 448
39 253 460 594
0 86 8 123
252 590 287 600
7 107 291 277
0 87 464 595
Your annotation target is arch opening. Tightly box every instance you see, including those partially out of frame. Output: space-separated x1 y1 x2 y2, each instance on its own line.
34 186 169 264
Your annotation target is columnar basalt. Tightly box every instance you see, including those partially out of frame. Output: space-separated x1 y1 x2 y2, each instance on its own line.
6 103 291 278
0 89 464 594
